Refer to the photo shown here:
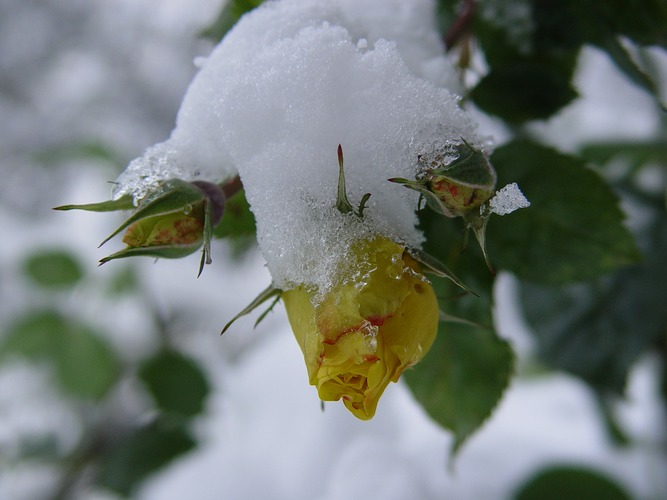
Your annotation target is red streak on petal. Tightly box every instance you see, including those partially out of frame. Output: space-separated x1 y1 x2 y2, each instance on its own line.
367 314 393 326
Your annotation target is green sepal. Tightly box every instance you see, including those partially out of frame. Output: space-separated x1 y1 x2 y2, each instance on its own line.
463 208 494 274
439 309 488 329
336 144 355 215
389 177 454 217
428 140 497 189
100 180 207 247
254 294 281 328
407 247 477 296
53 195 135 213
198 197 214 277
99 242 203 265
221 284 282 334
335 144 371 218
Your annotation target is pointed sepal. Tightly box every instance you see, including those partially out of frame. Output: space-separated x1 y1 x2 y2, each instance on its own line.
53 195 135 213
221 284 282 334
407 247 477 296
335 145 371 218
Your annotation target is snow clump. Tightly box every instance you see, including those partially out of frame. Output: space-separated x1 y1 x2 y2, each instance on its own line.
489 183 531 215
113 0 483 295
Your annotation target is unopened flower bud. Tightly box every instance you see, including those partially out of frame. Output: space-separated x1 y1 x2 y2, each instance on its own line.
282 237 439 420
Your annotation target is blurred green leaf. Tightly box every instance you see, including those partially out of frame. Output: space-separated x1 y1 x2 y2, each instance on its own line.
22 248 84 289
33 140 125 166
139 350 210 418
106 266 140 296
519 211 667 394
581 138 667 169
575 0 667 49
488 140 640 284
96 417 196 496
200 0 264 42
471 63 578 123
514 464 631 500
55 323 120 400
1 310 63 358
1 311 120 400
596 36 662 103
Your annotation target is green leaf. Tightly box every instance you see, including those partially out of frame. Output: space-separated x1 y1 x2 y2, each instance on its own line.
106 266 140 296
55 323 120 400
1 311 120 400
597 35 662 104
471 62 578 123
139 350 210 418
407 210 514 454
581 138 667 168
514 465 631 500
575 0 667 49
519 211 667 394
405 318 514 455
199 0 265 41
487 140 640 284
96 417 196 497
1 310 63 358
22 248 84 289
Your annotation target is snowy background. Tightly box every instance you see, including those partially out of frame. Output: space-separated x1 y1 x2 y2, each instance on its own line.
0 1 665 499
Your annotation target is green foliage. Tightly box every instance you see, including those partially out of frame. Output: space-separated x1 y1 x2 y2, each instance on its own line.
471 63 578 122
200 0 265 42
406 313 514 454
438 0 665 120
139 350 211 418
406 209 514 453
518 173 667 394
96 417 196 497
1 310 120 400
22 248 84 289
514 465 631 500
488 140 640 284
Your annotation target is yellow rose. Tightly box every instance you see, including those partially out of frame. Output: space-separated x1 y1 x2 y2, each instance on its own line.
282 237 439 420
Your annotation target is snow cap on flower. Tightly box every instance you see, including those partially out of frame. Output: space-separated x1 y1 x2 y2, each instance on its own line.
113 0 483 294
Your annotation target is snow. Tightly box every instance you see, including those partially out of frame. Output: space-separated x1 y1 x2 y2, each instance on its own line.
489 182 531 216
113 0 481 294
